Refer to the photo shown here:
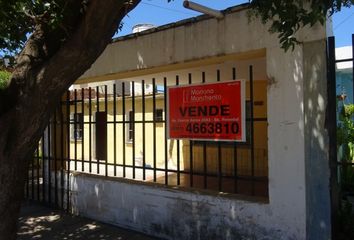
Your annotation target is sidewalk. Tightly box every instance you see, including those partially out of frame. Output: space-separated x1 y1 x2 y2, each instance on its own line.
18 202 161 240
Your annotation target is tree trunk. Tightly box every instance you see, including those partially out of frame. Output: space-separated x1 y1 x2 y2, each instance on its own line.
0 153 29 240
0 164 24 240
0 1 140 239
0 109 33 240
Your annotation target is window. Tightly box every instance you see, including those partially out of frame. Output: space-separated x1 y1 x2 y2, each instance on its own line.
155 109 163 121
127 111 134 142
70 113 83 140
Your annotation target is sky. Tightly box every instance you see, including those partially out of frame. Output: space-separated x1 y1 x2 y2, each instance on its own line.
117 0 354 48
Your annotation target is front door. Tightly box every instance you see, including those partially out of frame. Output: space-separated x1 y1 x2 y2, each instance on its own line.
95 111 107 161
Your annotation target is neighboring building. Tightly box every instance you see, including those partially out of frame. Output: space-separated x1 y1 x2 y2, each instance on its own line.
336 46 353 104
42 4 332 240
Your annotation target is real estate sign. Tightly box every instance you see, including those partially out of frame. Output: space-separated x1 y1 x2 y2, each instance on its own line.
167 80 245 141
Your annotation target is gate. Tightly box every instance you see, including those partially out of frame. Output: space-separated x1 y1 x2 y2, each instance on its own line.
24 65 269 211
327 34 354 238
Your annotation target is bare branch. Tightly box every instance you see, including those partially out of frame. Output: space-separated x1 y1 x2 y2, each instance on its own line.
22 7 49 25
23 8 36 21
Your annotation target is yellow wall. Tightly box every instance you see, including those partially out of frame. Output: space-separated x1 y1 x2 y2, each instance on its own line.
182 81 268 177
67 95 185 171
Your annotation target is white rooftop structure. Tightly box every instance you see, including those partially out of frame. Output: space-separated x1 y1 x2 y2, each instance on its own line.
336 46 353 70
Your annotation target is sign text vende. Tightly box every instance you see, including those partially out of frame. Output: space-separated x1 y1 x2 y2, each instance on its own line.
167 80 245 141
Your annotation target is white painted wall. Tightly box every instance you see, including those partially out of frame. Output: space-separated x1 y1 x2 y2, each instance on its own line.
267 46 306 237
70 173 295 240
80 6 326 81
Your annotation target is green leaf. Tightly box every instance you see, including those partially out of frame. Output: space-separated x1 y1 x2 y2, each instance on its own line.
0 70 11 89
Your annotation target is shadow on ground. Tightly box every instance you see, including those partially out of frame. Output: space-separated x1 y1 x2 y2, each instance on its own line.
17 202 160 240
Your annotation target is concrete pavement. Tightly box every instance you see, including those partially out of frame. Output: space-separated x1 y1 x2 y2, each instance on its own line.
18 201 161 240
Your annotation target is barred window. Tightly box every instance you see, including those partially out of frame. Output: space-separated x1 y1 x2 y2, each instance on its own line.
70 113 83 140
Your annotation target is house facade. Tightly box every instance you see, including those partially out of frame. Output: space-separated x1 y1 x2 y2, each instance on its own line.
40 4 332 240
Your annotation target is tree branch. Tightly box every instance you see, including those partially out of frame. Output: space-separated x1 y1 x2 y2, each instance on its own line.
2 0 141 159
40 0 141 97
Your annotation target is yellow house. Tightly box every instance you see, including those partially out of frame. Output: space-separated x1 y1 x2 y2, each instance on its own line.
63 78 268 196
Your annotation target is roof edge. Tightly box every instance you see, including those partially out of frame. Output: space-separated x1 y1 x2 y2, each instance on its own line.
112 3 250 43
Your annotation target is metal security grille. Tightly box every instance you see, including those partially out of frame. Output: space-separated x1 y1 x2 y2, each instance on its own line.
25 66 269 210
327 34 354 237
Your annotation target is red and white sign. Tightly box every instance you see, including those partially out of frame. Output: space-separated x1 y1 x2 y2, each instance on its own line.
167 80 245 141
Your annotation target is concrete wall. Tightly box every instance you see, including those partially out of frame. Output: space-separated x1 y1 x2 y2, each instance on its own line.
303 40 331 240
70 173 289 240
66 5 331 240
265 45 307 239
79 6 326 83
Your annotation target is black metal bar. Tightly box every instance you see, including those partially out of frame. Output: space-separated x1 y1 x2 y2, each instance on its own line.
202 71 207 189
81 88 85 172
336 161 354 166
142 80 146 181
31 144 35 200
89 88 92 173
132 82 136 179
73 158 268 181
152 78 157 182
247 117 268 122
36 145 40 200
105 85 108 177
217 69 222 191
25 155 29 199
41 135 46 202
96 86 100 174
176 75 180 185
122 82 126 178
108 119 245 124
218 143 222 191
177 144 180 185
233 67 238 193
249 66 255 195
60 104 64 208
188 73 194 187
202 71 206 84
327 36 339 239
53 112 58 206
164 77 168 185
47 118 51 204
74 89 78 171
352 34 354 105
113 84 117 177
66 91 71 211
335 58 354 63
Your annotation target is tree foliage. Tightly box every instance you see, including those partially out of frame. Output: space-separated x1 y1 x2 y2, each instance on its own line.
0 0 88 55
0 70 10 89
249 0 354 50
337 101 354 192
